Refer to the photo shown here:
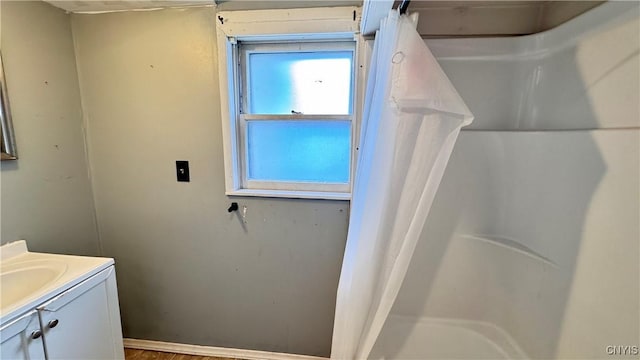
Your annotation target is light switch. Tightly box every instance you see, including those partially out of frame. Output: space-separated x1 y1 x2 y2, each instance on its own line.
176 161 190 182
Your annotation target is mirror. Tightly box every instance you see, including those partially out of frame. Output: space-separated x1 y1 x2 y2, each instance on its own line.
0 51 17 160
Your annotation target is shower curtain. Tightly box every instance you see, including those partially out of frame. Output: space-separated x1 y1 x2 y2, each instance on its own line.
331 11 474 360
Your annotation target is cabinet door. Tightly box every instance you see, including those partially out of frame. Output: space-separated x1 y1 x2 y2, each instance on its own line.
38 266 125 360
0 310 46 360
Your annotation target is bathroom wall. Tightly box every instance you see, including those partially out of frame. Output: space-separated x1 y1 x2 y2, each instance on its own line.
0 1 100 256
386 2 639 359
71 7 348 357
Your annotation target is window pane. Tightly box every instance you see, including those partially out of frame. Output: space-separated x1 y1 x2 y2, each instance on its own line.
246 121 351 183
247 52 353 115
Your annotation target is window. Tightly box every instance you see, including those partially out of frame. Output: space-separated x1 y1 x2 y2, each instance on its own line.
240 41 355 193
216 7 363 200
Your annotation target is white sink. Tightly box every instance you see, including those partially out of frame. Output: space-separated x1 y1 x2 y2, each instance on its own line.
1 260 67 309
0 240 114 325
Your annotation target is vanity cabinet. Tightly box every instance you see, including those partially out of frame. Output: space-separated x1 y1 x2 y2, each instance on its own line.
0 266 124 360
0 310 46 360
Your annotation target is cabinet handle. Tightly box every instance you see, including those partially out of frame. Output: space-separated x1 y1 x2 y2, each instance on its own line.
31 330 42 339
48 319 59 329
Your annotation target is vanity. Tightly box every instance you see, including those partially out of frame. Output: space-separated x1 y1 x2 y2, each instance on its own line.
0 241 125 360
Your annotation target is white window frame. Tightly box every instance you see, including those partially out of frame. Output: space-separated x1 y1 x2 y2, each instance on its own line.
216 6 365 200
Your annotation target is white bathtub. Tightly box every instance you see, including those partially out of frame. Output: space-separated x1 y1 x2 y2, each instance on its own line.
373 2 639 359
371 315 527 360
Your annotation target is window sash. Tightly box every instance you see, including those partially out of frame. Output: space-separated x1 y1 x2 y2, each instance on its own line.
238 41 357 116
237 114 353 192
241 114 351 121
245 180 351 193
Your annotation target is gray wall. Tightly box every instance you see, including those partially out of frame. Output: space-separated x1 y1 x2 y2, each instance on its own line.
0 0 100 256
71 7 348 357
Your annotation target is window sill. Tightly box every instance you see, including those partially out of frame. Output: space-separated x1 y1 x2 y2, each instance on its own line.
226 189 351 201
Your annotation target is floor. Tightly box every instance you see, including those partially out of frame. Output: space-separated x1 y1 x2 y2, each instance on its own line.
124 348 241 360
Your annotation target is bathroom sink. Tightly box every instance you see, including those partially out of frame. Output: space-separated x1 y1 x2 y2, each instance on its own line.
1 260 67 310
0 241 114 325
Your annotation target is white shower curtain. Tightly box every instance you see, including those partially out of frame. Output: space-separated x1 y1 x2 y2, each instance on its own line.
331 11 474 360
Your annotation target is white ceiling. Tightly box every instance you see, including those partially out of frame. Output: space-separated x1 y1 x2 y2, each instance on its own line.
44 0 363 13
44 1 213 13
43 0 604 36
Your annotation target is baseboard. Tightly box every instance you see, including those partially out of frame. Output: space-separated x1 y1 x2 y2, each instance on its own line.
123 338 329 360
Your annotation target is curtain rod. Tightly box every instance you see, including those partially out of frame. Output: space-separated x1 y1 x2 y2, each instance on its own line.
399 0 411 15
